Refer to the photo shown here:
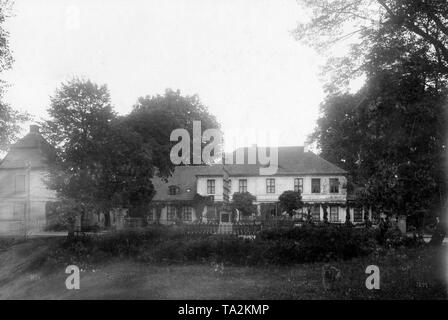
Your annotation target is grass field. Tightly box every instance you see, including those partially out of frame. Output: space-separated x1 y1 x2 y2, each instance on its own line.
0 237 446 299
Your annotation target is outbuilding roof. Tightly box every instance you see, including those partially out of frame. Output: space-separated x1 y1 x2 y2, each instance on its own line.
0 125 55 169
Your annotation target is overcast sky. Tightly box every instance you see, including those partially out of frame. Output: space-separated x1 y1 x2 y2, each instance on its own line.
4 0 331 151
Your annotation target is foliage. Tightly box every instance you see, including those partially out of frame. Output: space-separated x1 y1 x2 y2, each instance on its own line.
0 102 30 151
0 1 29 152
278 190 303 216
125 88 221 168
297 1 448 224
42 79 154 212
310 75 447 216
231 192 256 216
295 0 448 92
259 224 379 262
46 223 426 267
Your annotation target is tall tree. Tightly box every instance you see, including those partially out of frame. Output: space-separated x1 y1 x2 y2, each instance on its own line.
0 1 29 152
42 79 117 221
0 102 29 151
279 190 303 216
43 79 159 227
295 0 448 92
126 88 221 171
44 82 222 225
297 0 448 244
231 192 256 217
311 70 447 216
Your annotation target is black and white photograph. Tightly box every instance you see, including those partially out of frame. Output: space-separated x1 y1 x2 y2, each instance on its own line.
0 0 447 306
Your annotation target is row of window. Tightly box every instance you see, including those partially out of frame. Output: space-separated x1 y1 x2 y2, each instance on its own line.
298 206 364 222
206 178 340 194
149 205 365 223
164 206 193 221
293 205 340 222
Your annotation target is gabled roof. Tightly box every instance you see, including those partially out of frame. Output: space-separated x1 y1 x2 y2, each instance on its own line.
151 166 208 201
150 146 347 201
196 146 346 176
0 126 56 169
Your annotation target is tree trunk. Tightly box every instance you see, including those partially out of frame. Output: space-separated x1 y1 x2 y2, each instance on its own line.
429 218 446 246
67 222 75 239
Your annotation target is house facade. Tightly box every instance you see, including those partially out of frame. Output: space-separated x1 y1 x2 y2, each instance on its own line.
148 146 372 224
0 125 126 234
0 127 373 233
0 125 57 234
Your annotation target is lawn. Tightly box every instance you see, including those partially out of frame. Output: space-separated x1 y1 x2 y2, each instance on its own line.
0 237 446 299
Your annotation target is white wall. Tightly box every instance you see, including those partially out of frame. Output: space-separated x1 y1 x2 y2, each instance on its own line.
197 175 347 204
0 168 57 233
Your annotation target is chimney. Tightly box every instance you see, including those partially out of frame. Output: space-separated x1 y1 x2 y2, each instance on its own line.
30 125 40 134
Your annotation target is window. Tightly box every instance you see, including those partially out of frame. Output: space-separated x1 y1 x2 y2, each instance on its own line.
354 207 363 222
182 206 192 221
294 178 303 193
266 178 275 193
311 178 321 193
312 205 320 221
228 179 232 193
15 175 25 193
13 203 25 219
329 178 339 193
207 179 215 194
147 208 157 222
239 179 247 193
168 186 178 195
167 206 177 221
330 206 339 222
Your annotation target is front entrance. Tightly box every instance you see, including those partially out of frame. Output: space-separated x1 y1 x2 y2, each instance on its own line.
220 212 230 223
218 210 233 234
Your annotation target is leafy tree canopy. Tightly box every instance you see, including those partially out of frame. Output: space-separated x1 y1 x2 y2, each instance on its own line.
0 1 29 152
43 79 155 212
295 0 448 92
231 192 257 216
43 81 222 217
279 190 303 216
126 89 221 170
298 1 448 218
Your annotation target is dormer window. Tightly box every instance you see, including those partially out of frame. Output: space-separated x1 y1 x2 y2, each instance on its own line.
168 186 180 195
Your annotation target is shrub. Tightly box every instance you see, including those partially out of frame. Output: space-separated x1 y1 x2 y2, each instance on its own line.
382 227 425 248
52 224 423 267
259 224 378 262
